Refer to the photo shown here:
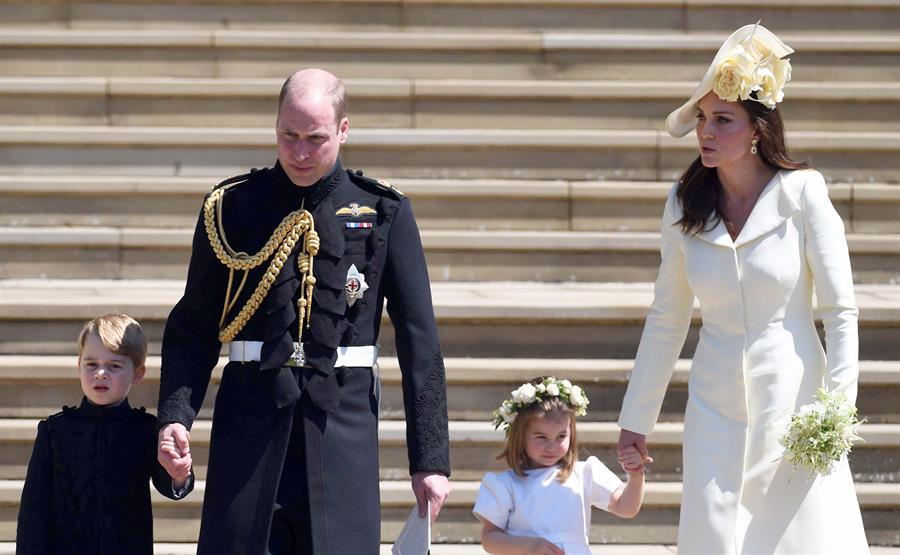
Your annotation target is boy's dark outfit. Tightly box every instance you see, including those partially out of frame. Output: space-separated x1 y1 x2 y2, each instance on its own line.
16 397 193 555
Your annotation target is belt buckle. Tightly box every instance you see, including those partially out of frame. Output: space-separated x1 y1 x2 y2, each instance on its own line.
286 342 306 367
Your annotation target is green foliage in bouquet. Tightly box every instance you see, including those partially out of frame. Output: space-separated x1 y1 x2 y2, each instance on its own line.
779 388 864 476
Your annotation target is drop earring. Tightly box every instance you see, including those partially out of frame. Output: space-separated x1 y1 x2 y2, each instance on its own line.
750 138 759 155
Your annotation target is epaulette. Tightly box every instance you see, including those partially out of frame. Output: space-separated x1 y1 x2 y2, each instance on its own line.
45 406 74 426
210 166 267 192
347 169 404 199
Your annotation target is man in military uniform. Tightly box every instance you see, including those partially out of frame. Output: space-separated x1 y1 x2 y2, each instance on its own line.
156 68 451 554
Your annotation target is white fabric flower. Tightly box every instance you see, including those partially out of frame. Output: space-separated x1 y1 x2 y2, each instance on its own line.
713 44 758 102
754 57 791 108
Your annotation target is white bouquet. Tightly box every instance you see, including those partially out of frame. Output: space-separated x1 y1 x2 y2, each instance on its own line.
779 389 864 476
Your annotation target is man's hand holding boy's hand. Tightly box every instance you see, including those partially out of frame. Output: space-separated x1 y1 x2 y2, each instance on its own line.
158 423 192 487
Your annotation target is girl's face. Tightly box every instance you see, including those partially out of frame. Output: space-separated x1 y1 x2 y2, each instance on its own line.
695 92 758 169
524 412 571 468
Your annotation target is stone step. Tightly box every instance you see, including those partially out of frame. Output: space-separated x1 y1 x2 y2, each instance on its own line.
1 280 898 361
0 543 708 555
2 0 898 34
4 77 900 131
2 356 897 423
2 418 897 482
5 543 900 555
3 175 898 234
1 29 898 81
2 544 900 555
2 227 898 284
2 479 899 544
1 126 898 182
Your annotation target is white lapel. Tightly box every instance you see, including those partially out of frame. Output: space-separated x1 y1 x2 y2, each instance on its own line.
733 171 800 248
691 171 800 249
695 216 734 248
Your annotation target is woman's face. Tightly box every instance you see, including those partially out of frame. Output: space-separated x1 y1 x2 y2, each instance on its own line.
695 92 759 169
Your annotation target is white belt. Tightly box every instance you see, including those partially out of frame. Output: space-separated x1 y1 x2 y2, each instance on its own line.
228 341 378 368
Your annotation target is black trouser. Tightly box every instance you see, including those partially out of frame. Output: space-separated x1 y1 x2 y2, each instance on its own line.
267 367 382 554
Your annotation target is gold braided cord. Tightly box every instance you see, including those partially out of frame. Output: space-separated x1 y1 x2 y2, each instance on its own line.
204 186 307 271
204 187 317 343
297 230 320 330
218 267 250 328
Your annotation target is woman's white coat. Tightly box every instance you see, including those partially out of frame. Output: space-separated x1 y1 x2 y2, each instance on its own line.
618 169 869 554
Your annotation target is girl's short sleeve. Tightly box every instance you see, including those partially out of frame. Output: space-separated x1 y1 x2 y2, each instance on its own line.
472 472 513 529
585 456 623 511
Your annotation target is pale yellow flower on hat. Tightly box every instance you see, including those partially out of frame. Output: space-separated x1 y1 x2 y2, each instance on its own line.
666 23 794 138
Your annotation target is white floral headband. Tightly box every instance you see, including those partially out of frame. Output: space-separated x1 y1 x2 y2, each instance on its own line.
712 25 792 109
492 376 589 432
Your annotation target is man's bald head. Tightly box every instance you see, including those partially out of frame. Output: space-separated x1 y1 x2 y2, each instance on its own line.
278 68 348 124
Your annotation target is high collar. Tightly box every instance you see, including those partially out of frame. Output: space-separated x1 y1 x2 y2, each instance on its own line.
695 170 800 248
78 396 132 421
272 159 344 206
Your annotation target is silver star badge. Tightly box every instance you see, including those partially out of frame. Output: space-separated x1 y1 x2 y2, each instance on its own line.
345 264 369 307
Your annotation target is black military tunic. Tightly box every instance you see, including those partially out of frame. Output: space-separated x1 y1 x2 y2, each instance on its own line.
16 398 193 555
157 160 450 554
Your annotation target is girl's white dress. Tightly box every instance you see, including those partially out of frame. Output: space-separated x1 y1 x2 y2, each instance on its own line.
472 456 623 555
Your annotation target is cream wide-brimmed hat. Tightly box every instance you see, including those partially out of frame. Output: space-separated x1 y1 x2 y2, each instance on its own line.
666 23 794 138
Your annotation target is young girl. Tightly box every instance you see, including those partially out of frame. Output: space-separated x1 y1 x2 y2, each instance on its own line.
474 376 646 555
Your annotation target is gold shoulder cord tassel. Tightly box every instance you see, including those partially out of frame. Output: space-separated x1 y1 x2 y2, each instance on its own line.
203 187 319 344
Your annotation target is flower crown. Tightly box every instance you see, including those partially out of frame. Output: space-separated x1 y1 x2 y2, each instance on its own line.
712 24 792 109
492 376 589 432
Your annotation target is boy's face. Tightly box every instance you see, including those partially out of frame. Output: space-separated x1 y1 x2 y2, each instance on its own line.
78 332 145 406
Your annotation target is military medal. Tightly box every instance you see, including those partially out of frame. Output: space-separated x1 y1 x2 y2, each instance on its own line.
345 264 368 307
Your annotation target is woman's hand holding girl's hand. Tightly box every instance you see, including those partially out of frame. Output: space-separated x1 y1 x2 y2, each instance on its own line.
618 445 648 475
617 429 652 474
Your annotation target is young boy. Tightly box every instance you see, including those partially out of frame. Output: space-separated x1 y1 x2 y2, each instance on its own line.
16 313 194 554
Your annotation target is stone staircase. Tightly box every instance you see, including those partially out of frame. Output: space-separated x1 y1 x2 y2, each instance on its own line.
1 0 899 551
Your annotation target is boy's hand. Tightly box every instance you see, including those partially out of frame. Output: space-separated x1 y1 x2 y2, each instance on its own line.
617 446 648 475
158 423 192 480
159 438 192 476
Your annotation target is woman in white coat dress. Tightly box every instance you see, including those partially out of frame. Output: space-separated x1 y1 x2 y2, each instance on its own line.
616 24 870 555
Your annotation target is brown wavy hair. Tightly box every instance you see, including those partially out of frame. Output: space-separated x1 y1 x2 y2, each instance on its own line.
77 313 147 368
497 378 579 483
676 99 808 236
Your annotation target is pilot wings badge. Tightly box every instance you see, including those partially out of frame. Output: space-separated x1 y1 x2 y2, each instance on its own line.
335 202 377 218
